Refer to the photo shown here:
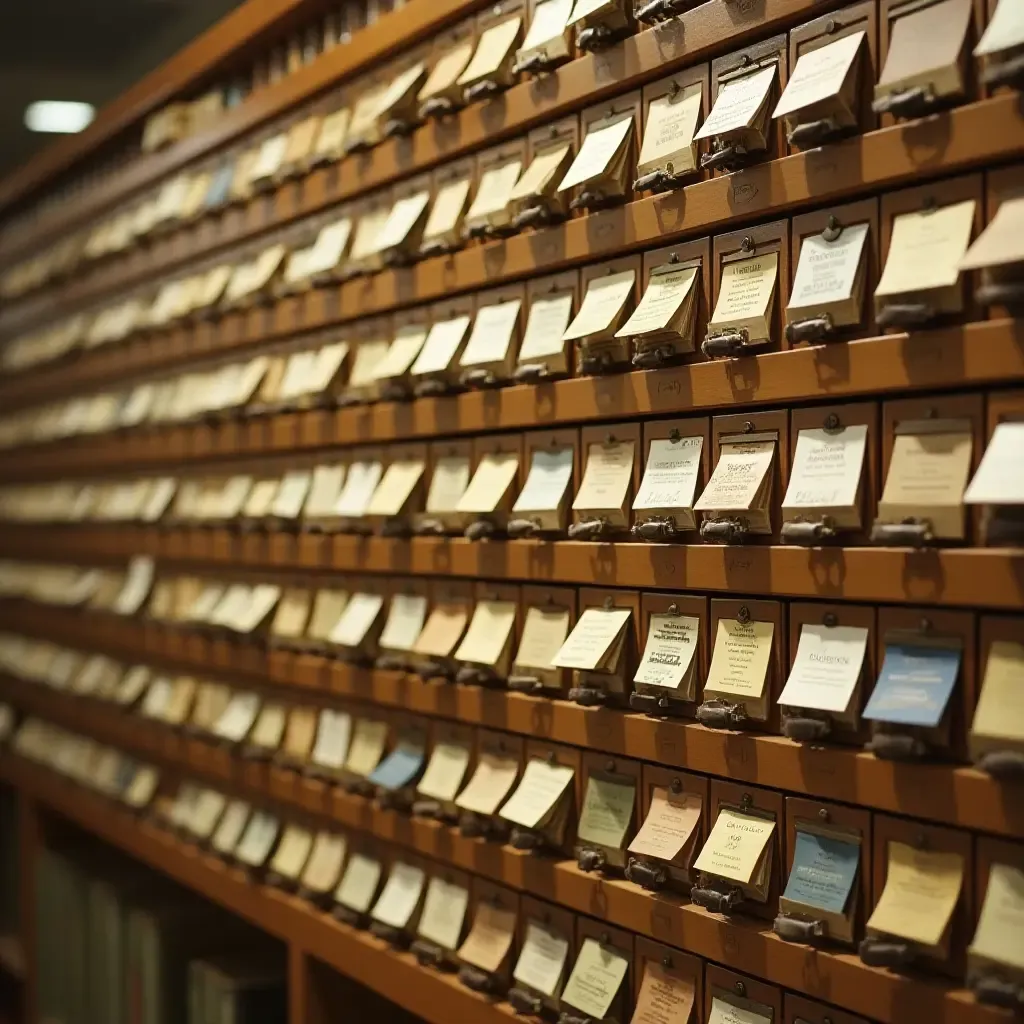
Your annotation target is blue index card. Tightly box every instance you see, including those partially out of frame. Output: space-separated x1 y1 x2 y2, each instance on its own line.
368 742 426 791
783 830 860 915
863 642 961 728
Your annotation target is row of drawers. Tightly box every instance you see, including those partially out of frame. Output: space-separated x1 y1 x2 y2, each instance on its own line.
4 0 1014 322
4 0 1018 354
2 388 1021 548
7 695 1023 1008
1 558 1020 779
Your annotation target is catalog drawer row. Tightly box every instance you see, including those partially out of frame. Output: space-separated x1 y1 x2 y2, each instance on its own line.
4 655 1024 1015
4 389 1023 551
1 552 1022 787
3 0 1021 383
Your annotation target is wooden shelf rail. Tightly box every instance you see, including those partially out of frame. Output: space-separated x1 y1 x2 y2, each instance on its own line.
2 527 1024 612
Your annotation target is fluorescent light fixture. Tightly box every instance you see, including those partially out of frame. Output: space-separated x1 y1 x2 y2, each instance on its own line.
24 101 95 134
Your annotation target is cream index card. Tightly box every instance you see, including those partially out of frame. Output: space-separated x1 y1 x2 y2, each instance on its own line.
976 0 1024 57
878 423 973 537
867 841 964 947
695 807 775 883
632 962 697 1024
455 600 517 666
510 144 573 204
515 605 571 671
499 759 575 828
456 751 520 815
633 436 704 514
371 861 425 929
336 852 383 913
773 31 865 120
578 774 635 849
708 996 773 1024
458 17 523 85
334 460 383 518
330 592 385 648
558 117 634 193
459 901 518 973
573 440 635 513
412 315 472 376
418 876 470 951
520 292 575 361
553 607 632 671
519 0 574 61
378 593 428 652
617 266 699 339
696 65 777 140
969 862 1024 971
779 624 869 713
634 613 700 690
345 718 389 777
788 221 870 325
514 919 570 997
629 787 702 862
366 460 425 518
457 452 520 514
418 740 472 802
302 832 347 893
704 619 774 701
695 441 775 514
311 709 352 770
460 299 522 368
971 640 1024 751
638 81 703 177
876 200 976 298
421 179 472 246
782 425 867 517
514 447 574 514
375 193 431 254
413 605 469 659
561 939 629 1020
965 422 1024 505
961 196 1024 273
466 158 524 223
426 456 471 514
419 43 475 104
708 253 778 341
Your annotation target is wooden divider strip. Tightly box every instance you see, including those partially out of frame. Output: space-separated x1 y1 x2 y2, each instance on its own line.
2 527 1023 612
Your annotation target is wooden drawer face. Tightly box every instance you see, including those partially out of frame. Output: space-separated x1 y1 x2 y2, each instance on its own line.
704 965 782 1023
784 600 876 743
787 399 880 544
870 605 977 760
705 597 787 730
710 220 791 358
868 814 973 977
787 2 880 147
641 239 712 363
708 34 789 170
788 198 880 340
876 392 984 544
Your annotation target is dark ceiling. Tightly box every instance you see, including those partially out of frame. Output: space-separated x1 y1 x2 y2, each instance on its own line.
0 0 247 182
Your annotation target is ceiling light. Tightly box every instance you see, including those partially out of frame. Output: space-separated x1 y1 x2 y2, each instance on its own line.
24 101 95 134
